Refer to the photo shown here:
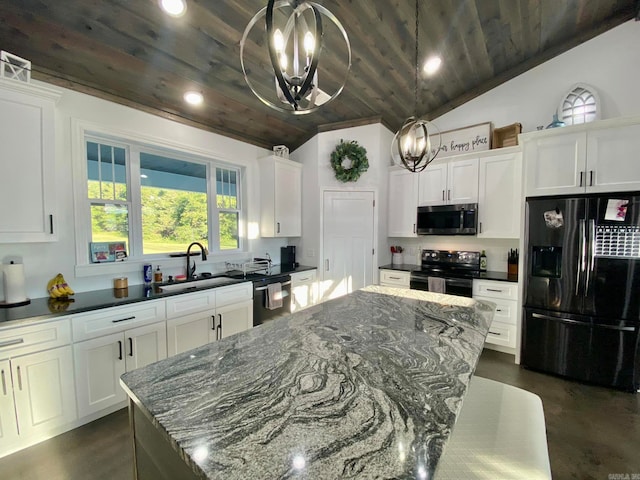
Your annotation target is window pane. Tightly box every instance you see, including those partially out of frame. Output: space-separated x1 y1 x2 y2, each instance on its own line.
216 167 238 209
140 152 208 254
91 203 129 244
87 141 127 201
219 212 239 250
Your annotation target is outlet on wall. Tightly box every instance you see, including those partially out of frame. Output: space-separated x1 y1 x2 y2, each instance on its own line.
307 249 315 258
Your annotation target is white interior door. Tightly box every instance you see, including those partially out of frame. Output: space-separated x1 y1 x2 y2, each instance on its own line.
322 191 375 301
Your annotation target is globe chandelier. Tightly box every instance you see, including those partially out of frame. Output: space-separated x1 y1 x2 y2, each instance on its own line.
240 0 351 114
391 0 441 173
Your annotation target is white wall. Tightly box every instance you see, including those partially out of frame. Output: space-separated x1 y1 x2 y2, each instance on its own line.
0 82 289 298
432 20 640 134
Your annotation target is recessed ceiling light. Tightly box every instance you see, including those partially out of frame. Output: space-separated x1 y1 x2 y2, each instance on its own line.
184 91 203 106
160 0 186 17
423 56 442 75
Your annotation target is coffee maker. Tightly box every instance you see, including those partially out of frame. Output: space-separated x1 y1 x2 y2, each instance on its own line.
280 246 297 268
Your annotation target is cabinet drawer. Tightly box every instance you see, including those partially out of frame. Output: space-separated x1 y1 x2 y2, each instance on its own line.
0 318 71 358
72 301 166 342
379 269 411 288
165 290 216 319
290 270 316 285
475 296 517 326
485 320 517 348
216 282 253 308
473 280 518 301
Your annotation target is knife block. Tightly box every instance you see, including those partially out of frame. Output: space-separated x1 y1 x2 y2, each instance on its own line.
508 262 518 276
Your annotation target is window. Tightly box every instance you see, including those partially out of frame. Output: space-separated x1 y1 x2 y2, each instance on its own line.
84 135 242 262
559 83 600 126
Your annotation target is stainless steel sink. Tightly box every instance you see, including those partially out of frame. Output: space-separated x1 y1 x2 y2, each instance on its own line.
159 276 236 292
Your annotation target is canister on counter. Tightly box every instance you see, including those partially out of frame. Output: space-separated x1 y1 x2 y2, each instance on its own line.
113 277 128 289
143 264 153 284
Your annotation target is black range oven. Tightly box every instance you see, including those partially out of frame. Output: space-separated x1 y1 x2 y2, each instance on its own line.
409 250 481 298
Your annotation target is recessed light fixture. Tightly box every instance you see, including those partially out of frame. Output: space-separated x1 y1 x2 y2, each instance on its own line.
160 0 186 17
183 91 203 106
423 56 442 75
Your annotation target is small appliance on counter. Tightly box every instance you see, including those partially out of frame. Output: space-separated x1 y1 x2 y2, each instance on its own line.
281 246 297 268
1 260 30 308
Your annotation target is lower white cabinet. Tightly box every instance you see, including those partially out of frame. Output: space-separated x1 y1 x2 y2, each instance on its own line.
167 313 216 357
379 269 411 288
74 321 167 418
217 300 253 339
473 279 518 349
0 318 76 456
291 270 317 312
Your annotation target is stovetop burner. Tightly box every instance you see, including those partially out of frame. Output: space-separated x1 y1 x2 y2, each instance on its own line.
417 249 481 277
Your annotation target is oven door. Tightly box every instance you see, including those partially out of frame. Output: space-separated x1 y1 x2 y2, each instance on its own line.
410 274 473 298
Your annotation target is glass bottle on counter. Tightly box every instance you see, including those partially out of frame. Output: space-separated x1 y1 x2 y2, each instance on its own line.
154 265 163 283
480 250 487 271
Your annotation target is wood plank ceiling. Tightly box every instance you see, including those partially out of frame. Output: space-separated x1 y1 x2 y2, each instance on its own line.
0 0 636 151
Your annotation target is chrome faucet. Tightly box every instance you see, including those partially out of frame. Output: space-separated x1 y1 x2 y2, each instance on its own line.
186 242 207 280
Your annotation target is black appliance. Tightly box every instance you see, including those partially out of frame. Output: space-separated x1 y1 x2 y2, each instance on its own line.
409 249 481 297
252 274 292 326
280 246 297 268
417 204 478 235
523 194 640 391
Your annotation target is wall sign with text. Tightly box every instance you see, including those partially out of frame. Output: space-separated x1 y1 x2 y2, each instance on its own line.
435 122 492 159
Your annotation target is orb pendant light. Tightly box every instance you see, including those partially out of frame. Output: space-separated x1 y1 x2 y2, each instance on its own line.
241 0 351 114
391 0 441 172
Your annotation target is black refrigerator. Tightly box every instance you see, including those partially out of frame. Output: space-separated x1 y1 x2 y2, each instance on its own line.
523 193 640 391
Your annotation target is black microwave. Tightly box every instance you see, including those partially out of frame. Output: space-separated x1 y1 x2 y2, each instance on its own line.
416 204 478 235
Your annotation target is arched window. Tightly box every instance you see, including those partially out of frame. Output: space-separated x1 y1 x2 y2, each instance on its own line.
559 83 600 126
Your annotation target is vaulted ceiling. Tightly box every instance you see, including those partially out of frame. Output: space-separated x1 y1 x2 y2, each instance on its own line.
1 1 637 151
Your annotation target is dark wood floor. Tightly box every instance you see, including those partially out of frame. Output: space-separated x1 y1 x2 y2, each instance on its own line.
1 349 638 479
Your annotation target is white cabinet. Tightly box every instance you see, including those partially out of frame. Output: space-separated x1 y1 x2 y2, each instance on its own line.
259 156 302 237
419 158 479 206
477 152 523 238
72 302 167 418
388 169 419 237
524 121 640 196
473 280 518 349
291 269 318 312
166 282 253 356
379 269 411 288
0 318 76 456
0 80 60 243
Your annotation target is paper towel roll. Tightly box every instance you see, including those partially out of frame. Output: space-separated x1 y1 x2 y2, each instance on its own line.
3 262 28 304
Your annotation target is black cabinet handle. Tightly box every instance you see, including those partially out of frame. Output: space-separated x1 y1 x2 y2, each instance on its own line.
211 315 216 331
442 190 445 201
486 288 503 293
49 214 54 234
217 314 222 340
277 222 281 234
589 170 594 186
117 340 123 360
579 171 584 187
489 331 502 336
112 316 136 324
128 337 133 357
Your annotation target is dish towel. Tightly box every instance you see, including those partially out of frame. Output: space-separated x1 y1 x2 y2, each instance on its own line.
266 282 283 310
427 277 446 294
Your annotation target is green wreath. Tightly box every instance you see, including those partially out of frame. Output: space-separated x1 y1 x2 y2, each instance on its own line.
330 139 369 182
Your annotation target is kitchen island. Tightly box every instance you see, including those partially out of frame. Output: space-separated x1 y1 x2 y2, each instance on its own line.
120 285 495 479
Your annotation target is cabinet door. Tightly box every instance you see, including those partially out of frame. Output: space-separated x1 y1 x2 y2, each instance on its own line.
217 301 253 339
167 313 216 357
448 158 479 203
477 153 522 238
0 359 19 448
524 131 586 197
274 160 302 237
0 84 58 243
125 323 168 372
388 169 418 237
586 123 640 193
12 346 77 438
418 162 447 206
74 333 127 418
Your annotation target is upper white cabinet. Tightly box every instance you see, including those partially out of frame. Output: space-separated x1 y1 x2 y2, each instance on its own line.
419 158 479 206
0 80 60 243
523 120 640 197
388 169 419 237
477 152 523 238
259 156 302 237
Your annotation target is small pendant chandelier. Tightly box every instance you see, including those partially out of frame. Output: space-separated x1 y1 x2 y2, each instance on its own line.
391 0 441 172
241 0 351 115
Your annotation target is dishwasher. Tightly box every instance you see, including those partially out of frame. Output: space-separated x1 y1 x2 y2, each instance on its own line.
252 274 292 326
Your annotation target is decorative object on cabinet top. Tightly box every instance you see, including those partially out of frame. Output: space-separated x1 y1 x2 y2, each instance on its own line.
559 83 600 126
0 51 31 83
433 121 493 158
330 139 369 182
492 122 522 148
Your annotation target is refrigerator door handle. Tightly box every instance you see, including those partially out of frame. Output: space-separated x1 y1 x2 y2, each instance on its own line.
531 313 636 332
585 219 595 295
576 219 586 295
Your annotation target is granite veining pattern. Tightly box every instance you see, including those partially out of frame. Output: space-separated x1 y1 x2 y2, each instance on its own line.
120 286 495 479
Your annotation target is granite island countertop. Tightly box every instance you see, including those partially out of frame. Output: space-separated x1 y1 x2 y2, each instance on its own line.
120 285 495 479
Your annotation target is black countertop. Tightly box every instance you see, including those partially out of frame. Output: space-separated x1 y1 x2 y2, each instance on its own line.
379 264 519 283
0 265 317 327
